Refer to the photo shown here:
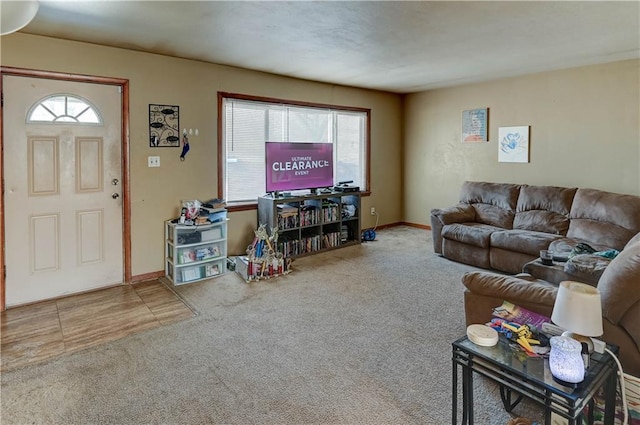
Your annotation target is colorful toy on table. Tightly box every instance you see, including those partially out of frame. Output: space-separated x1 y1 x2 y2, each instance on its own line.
488 318 549 355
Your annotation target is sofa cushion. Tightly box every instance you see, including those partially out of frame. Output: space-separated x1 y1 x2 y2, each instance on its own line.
442 223 499 249
459 181 520 228
567 188 640 250
490 229 563 256
513 185 576 235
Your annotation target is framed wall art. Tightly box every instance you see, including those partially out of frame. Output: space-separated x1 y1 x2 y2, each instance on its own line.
462 108 488 143
149 104 180 147
498 126 530 163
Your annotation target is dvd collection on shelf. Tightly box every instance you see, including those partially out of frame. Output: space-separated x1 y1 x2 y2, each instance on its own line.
299 205 320 227
278 235 320 256
277 231 343 257
258 192 361 260
277 201 342 230
322 202 339 223
277 204 299 229
323 231 342 248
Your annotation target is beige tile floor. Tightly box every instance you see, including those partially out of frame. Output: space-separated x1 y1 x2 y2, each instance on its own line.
0 280 195 372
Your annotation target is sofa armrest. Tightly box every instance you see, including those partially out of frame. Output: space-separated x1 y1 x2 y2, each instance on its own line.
462 271 558 325
431 204 476 225
462 271 558 304
430 204 475 253
598 240 640 325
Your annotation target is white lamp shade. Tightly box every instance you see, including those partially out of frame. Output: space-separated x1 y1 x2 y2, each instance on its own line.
551 281 603 337
1 0 39 36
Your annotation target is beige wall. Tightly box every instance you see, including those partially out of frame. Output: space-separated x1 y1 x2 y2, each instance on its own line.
1 33 403 277
403 59 640 226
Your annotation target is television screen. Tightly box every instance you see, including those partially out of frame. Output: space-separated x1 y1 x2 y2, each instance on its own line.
265 142 334 193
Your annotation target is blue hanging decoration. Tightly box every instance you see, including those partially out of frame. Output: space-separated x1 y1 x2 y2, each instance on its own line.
180 131 190 161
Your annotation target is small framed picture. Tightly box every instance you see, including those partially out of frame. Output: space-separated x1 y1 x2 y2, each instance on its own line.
462 108 489 143
498 126 530 163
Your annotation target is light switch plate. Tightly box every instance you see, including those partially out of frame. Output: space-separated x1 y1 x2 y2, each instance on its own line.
148 156 160 167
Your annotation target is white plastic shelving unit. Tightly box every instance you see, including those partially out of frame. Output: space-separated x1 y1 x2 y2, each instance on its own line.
164 210 228 285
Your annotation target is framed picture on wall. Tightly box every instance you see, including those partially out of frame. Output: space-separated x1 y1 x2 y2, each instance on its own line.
149 104 180 147
498 126 530 163
462 108 488 143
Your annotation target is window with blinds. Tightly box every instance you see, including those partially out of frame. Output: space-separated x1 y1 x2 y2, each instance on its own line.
221 94 369 204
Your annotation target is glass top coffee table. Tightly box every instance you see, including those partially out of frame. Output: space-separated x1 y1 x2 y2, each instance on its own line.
452 335 618 425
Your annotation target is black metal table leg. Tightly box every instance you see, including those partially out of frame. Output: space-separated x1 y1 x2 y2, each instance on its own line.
466 357 474 425
544 389 552 425
586 398 594 424
500 386 524 412
452 355 458 425
462 362 469 425
603 366 617 425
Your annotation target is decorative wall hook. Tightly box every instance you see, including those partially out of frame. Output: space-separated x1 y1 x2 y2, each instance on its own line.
183 128 199 136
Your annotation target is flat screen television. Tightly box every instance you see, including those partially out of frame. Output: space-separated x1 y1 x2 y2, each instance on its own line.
265 142 334 193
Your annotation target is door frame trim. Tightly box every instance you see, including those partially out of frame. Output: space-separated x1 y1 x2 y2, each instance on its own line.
0 66 132 311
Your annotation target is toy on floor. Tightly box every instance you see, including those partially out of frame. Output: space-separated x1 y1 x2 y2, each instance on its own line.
244 224 292 282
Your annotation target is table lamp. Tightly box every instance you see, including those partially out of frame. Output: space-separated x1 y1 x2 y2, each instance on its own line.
551 281 603 368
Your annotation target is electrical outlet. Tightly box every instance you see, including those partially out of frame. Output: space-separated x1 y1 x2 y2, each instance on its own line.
148 156 160 167
370 207 376 215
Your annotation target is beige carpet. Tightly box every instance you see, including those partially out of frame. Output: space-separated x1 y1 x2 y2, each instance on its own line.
0 226 543 424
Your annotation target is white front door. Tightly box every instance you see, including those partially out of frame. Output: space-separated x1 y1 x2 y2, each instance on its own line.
3 76 123 307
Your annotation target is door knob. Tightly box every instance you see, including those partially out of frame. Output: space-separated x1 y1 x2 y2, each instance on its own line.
112 178 119 185
112 193 120 199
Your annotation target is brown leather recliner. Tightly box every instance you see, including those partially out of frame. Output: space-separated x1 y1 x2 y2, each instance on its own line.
432 182 640 275
462 236 640 377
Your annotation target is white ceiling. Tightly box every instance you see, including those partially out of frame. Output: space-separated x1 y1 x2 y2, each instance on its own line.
16 0 640 94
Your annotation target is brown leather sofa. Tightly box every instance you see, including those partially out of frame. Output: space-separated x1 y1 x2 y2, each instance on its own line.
430 181 640 274
461 234 640 377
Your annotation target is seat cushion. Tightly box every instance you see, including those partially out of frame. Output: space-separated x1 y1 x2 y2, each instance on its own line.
490 229 563 256
442 223 500 249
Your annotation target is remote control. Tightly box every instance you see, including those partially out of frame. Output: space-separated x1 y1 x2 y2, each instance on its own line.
541 322 565 336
